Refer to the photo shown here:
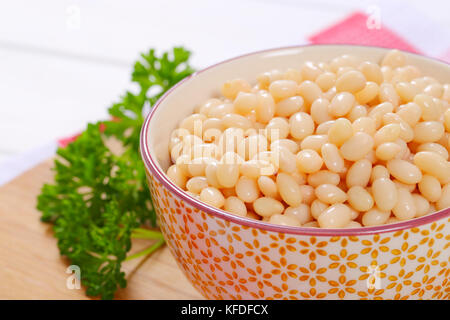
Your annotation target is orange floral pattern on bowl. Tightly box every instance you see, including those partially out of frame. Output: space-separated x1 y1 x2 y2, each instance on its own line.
146 173 450 300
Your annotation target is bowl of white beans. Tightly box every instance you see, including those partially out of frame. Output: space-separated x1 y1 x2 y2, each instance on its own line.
140 45 450 300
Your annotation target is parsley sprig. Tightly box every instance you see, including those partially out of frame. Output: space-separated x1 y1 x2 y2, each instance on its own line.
37 47 194 299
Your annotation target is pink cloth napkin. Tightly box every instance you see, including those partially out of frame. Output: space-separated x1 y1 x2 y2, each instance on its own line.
309 11 421 54
308 10 449 63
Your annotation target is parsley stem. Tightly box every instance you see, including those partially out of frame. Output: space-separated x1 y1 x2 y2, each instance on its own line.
131 228 164 240
125 239 165 261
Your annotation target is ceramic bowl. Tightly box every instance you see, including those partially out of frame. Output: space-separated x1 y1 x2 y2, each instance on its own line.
140 45 450 300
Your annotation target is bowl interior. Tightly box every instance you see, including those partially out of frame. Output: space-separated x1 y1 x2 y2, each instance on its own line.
146 45 450 172
141 44 450 235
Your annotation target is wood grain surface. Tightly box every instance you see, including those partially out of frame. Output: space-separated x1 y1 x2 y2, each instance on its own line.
0 159 203 300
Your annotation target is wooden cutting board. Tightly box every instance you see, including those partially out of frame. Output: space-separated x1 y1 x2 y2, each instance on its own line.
0 159 203 300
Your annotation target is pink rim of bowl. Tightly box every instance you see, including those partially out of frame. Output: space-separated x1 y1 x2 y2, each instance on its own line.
140 44 450 237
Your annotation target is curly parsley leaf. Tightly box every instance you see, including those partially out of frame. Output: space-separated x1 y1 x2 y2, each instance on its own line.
105 47 195 150
37 47 194 299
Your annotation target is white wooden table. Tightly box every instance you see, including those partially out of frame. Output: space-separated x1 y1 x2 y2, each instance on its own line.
0 0 448 165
